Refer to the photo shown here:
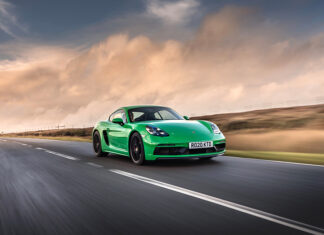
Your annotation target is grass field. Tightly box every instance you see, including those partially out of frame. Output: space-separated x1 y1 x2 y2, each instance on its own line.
225 129 324 153
225 150 324 166
3 135 92 142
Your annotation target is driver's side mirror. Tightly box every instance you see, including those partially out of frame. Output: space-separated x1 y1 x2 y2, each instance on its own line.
112 117 124 125
183 116 189 120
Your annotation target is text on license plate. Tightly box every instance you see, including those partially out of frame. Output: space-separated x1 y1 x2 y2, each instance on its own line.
189 141 213 149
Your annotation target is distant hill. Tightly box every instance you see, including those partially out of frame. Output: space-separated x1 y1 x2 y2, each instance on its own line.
192 104 324 133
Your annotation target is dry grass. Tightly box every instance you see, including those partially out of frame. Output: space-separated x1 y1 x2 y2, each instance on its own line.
1 127 93 143
226 130 324 153
1 127 93 138
3 135 92 142
226 150 324 165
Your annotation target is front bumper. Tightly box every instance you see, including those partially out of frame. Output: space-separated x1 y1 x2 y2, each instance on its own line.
143 136 226 161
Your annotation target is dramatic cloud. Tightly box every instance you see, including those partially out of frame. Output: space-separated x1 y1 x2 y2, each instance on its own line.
146 0 199 25
0 6 324 132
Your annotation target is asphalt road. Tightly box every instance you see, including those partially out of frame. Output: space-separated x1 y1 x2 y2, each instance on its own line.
0 138 323 235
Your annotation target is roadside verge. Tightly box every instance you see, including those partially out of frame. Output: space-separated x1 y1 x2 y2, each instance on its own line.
226 150 324 166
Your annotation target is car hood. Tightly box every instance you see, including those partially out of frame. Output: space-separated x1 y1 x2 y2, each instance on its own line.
137 120 216 141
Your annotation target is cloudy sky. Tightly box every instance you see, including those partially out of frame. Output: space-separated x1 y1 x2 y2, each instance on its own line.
1 0 324 132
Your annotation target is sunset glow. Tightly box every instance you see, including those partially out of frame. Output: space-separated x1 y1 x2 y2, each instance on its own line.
1 1 324 132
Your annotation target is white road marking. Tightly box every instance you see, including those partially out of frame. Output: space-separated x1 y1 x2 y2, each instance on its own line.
110 169 324 235
11 141 27 146
269 160 324 168
86 162 103 168
27 146 78 161
226 156 324 168
44 150 79 161
0 139 7 142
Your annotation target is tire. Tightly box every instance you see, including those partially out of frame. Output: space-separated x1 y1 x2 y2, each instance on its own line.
93 131 108 157
129 132 145 165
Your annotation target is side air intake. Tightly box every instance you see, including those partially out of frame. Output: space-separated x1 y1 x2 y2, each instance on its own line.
103 130 109 145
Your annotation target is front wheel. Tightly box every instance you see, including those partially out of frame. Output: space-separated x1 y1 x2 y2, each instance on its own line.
129 132 145 165
93 131 108 157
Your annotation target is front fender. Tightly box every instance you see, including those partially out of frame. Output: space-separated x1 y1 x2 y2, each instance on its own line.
126 124 148 148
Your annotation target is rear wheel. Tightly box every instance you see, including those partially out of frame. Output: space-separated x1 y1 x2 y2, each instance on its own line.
93 131 108 157
129 132 145 165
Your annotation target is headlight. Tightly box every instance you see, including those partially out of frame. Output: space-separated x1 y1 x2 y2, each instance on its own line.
146 125 169 137
211 123 221 134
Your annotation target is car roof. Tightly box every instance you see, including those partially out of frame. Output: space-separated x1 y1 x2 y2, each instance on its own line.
120 105 169 111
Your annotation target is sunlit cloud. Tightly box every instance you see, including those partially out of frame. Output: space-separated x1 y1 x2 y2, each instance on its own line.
146 0 200 25
0 6 324 132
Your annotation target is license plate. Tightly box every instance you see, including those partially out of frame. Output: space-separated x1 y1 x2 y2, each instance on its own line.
189 141 213 149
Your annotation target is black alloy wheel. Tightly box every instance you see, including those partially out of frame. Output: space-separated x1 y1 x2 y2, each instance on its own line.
93 131 108 157
130 132 145 165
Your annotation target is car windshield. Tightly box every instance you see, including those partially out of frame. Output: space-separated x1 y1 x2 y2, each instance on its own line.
128 107 184 122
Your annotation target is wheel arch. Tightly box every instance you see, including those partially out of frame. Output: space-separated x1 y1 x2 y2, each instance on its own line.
92 121 110 149
92 129 99 137
128 130 146 165
128 130 140 151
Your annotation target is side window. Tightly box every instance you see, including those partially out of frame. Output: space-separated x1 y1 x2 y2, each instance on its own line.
121 112 127 123
109 110 127 123
109 112 116 122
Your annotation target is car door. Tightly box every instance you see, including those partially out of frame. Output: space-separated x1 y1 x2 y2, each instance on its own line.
108 110 129 152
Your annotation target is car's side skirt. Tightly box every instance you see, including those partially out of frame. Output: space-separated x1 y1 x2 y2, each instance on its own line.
104 148 129 157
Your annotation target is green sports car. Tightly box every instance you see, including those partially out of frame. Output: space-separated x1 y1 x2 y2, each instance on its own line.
92 105 226 165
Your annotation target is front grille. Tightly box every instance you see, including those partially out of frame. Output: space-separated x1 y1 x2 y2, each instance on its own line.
154 142 226 155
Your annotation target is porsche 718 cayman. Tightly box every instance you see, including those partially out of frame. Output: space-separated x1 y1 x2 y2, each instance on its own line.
92 105 226 165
